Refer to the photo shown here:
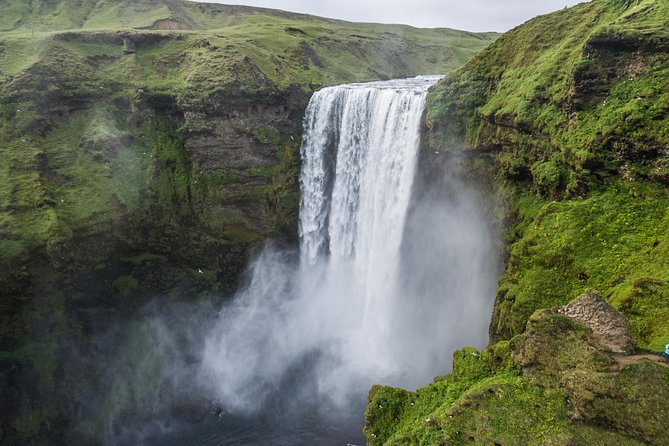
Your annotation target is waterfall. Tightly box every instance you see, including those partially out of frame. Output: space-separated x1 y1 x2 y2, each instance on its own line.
201 76 497 416
299 77 435 266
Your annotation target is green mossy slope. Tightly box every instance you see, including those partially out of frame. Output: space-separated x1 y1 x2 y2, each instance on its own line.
366 309 668 445
427 0 669 346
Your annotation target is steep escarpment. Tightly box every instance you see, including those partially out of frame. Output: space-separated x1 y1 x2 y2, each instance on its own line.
427 0 669 349
0 2 498 444
367 0 669 443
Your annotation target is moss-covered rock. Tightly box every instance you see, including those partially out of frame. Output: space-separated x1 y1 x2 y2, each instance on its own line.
511 309 614 385
565 361 669 445
513 308 669 445
364 344 520 445
557 289 635 353
366 301 666 445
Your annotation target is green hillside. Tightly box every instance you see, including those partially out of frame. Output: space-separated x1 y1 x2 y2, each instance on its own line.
366 0 669 444
0 3 496 89
0 0 496 274
0 0 320 32
0 2 497 310
426 0 669 349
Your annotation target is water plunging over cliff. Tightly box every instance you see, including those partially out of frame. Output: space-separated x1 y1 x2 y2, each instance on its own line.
299 77 435 267
200 77 498 434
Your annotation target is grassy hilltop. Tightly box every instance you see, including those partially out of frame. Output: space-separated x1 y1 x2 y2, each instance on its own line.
0 0 496 88
366 0 669 444
0 1 498 444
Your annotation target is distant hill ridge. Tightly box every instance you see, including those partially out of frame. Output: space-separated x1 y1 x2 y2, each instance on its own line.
1 0 326 32
0 0 500 34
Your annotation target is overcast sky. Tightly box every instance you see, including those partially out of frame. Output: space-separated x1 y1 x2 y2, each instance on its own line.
195 0 588 32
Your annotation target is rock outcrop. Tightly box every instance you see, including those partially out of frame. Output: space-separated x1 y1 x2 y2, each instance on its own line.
366 301 669 445
557 289 634 353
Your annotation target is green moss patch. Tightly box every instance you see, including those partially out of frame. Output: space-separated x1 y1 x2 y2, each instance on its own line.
565 361 669 445
492 181 669 349
366 309 664 445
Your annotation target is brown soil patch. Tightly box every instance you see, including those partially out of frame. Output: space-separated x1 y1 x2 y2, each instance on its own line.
149 19 192 30
610 353 669 372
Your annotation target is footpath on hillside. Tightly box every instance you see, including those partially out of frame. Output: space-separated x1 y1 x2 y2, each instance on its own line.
611 352 669 371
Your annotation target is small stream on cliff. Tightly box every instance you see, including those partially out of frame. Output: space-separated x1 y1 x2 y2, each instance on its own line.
146 76 498 445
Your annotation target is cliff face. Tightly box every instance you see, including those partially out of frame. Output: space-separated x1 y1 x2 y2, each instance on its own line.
0 2 499 443
366 0 669 444
426 0 669 350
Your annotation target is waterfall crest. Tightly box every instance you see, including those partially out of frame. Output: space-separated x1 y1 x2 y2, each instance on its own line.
201 76 497 415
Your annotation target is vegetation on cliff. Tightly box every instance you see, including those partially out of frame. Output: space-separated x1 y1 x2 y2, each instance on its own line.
426 0 669 346
0 1 497 305
366 296 668 445
367 0 669 443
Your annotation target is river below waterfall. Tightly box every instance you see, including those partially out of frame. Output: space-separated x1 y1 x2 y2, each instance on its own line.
141 76 498 445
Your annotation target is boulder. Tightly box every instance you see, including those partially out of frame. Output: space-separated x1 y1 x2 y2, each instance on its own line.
556 289 634 354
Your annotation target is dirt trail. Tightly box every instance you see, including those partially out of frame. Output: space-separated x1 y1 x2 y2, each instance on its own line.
555 291 669 372
611 353 669 371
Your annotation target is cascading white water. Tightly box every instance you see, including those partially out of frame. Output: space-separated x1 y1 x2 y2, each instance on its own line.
201 76 497 417
298 77 439 374
299 77 434 267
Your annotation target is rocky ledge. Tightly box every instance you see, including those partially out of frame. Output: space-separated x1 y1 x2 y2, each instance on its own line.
365 289 669 445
